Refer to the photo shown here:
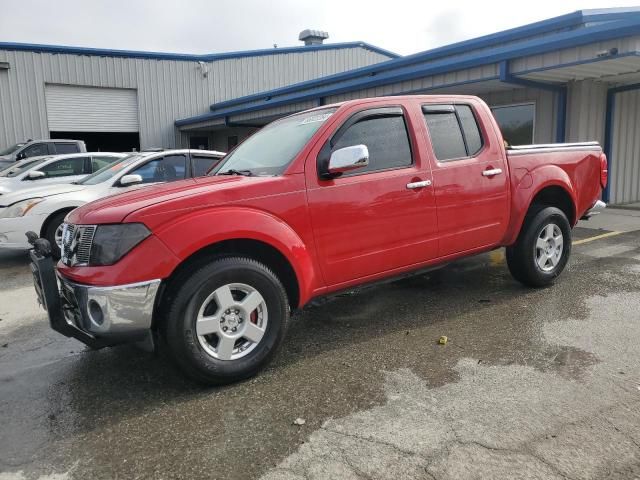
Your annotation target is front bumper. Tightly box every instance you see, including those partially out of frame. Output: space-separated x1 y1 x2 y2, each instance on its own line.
0 214 47 249
30 244 161 348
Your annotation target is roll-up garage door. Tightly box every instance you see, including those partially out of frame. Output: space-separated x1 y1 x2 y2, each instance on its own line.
610 89 640 205
45 85 139 132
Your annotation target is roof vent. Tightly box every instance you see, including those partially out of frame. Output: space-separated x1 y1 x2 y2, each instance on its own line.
299 29 329 46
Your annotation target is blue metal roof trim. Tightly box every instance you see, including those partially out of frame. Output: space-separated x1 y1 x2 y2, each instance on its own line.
0 41 399 62
203 8 640 112
512 51 640 77
176 13 640 127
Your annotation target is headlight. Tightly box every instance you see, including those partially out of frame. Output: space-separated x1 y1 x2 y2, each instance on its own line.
89 223 151 266
0 198 43 218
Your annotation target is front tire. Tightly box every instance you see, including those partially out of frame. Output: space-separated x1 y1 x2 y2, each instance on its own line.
164 257 290 385
506 206 572 287
43 211 68 259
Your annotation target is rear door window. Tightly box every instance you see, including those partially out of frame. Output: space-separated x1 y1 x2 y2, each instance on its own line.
38 156 89 177
54 142 80 154
21 143 49 158
131 154 187 183
423 104 484 161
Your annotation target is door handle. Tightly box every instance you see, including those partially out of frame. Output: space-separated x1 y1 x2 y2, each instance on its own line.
482 168 503 177
406 180 432 189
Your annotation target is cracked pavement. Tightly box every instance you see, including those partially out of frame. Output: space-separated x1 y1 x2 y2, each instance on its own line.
1 209 640 479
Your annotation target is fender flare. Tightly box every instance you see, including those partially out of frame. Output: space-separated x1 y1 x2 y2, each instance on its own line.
505 165 577 245
154 207 322 306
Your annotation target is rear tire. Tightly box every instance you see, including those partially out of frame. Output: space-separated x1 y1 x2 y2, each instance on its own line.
506 206 572 287
43 211 68 260
163 256 290 385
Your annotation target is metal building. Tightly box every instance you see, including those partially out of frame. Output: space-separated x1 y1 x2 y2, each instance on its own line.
0 34 396 153
176 8 640 205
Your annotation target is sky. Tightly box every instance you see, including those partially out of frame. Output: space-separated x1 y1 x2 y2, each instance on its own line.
0 0 639 56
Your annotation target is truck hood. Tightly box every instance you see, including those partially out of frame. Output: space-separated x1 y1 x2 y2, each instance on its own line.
0 183 87 206
69 175 248 224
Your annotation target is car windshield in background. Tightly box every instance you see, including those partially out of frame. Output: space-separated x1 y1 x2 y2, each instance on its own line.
0 157 50 177
212 108 337 176
77 154 142 185
0 143 26 156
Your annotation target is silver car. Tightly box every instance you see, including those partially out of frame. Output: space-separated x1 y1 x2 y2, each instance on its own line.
0 152 126 194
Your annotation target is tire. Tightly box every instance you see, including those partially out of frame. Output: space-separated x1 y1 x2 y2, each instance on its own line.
163 256 290 385
506 206 572 288
43 211 68 259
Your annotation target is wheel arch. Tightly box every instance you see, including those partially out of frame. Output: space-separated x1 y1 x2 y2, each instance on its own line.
506 164 577 245
39 207 77 238
157 238 301 317
153 207 323 314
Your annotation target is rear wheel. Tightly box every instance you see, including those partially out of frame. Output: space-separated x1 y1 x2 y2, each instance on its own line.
506 206 572 287
163 257 289 385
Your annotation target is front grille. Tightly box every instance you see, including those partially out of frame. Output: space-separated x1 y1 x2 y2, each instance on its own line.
61 223 96 266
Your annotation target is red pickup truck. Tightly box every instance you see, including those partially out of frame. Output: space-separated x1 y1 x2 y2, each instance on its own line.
29 95 607 384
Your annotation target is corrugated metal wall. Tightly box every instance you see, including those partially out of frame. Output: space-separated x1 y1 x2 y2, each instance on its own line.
610 88 640 204
0 47 390 150
566 80 607 145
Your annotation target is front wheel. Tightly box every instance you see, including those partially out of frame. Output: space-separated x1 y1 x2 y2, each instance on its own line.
506 206 572 287
43 211 68 259
164 257 290 385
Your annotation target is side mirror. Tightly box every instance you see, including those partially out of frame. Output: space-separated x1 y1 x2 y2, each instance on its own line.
119 174 143 186
26 170 45 180
326 145 369 177
16 152 26 160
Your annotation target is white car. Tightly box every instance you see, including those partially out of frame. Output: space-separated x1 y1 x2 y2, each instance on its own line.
0 149 225 256
0 152 126 194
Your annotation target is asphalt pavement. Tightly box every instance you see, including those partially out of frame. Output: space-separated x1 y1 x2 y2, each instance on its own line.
1 209 640 480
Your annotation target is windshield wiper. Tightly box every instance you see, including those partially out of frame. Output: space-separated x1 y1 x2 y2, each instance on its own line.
218 169 253 176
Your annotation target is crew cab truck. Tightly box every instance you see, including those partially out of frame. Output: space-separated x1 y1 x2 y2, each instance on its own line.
29 95 607 385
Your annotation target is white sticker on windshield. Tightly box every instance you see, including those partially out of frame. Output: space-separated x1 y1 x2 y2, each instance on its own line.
300 112 333 125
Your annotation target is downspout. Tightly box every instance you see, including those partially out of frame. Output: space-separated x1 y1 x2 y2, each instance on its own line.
603 82 640 203
499 60 567 143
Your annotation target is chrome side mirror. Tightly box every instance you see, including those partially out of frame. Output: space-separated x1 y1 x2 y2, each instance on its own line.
119 174 143 186
327 145 369 176
26 170 45 180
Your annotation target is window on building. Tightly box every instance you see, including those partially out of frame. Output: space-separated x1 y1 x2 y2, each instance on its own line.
189 136 209 150
192 154 222 177
331 113 412 175
39 157 89 177
491 103 535 146
423 104 484 161
132 154 187 183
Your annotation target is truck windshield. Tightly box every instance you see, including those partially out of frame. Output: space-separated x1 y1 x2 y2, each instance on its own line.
0 157 49 177
212 108 337 176
77 154 142 185
0 143 25 156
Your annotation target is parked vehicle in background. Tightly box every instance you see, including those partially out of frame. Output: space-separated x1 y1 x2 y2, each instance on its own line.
28 95 607 385
0 152 126 194
0 139 87 167
1 149 225 257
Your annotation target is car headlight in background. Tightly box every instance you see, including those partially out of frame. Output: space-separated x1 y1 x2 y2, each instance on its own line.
0 198 43 218
90 223 151 266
